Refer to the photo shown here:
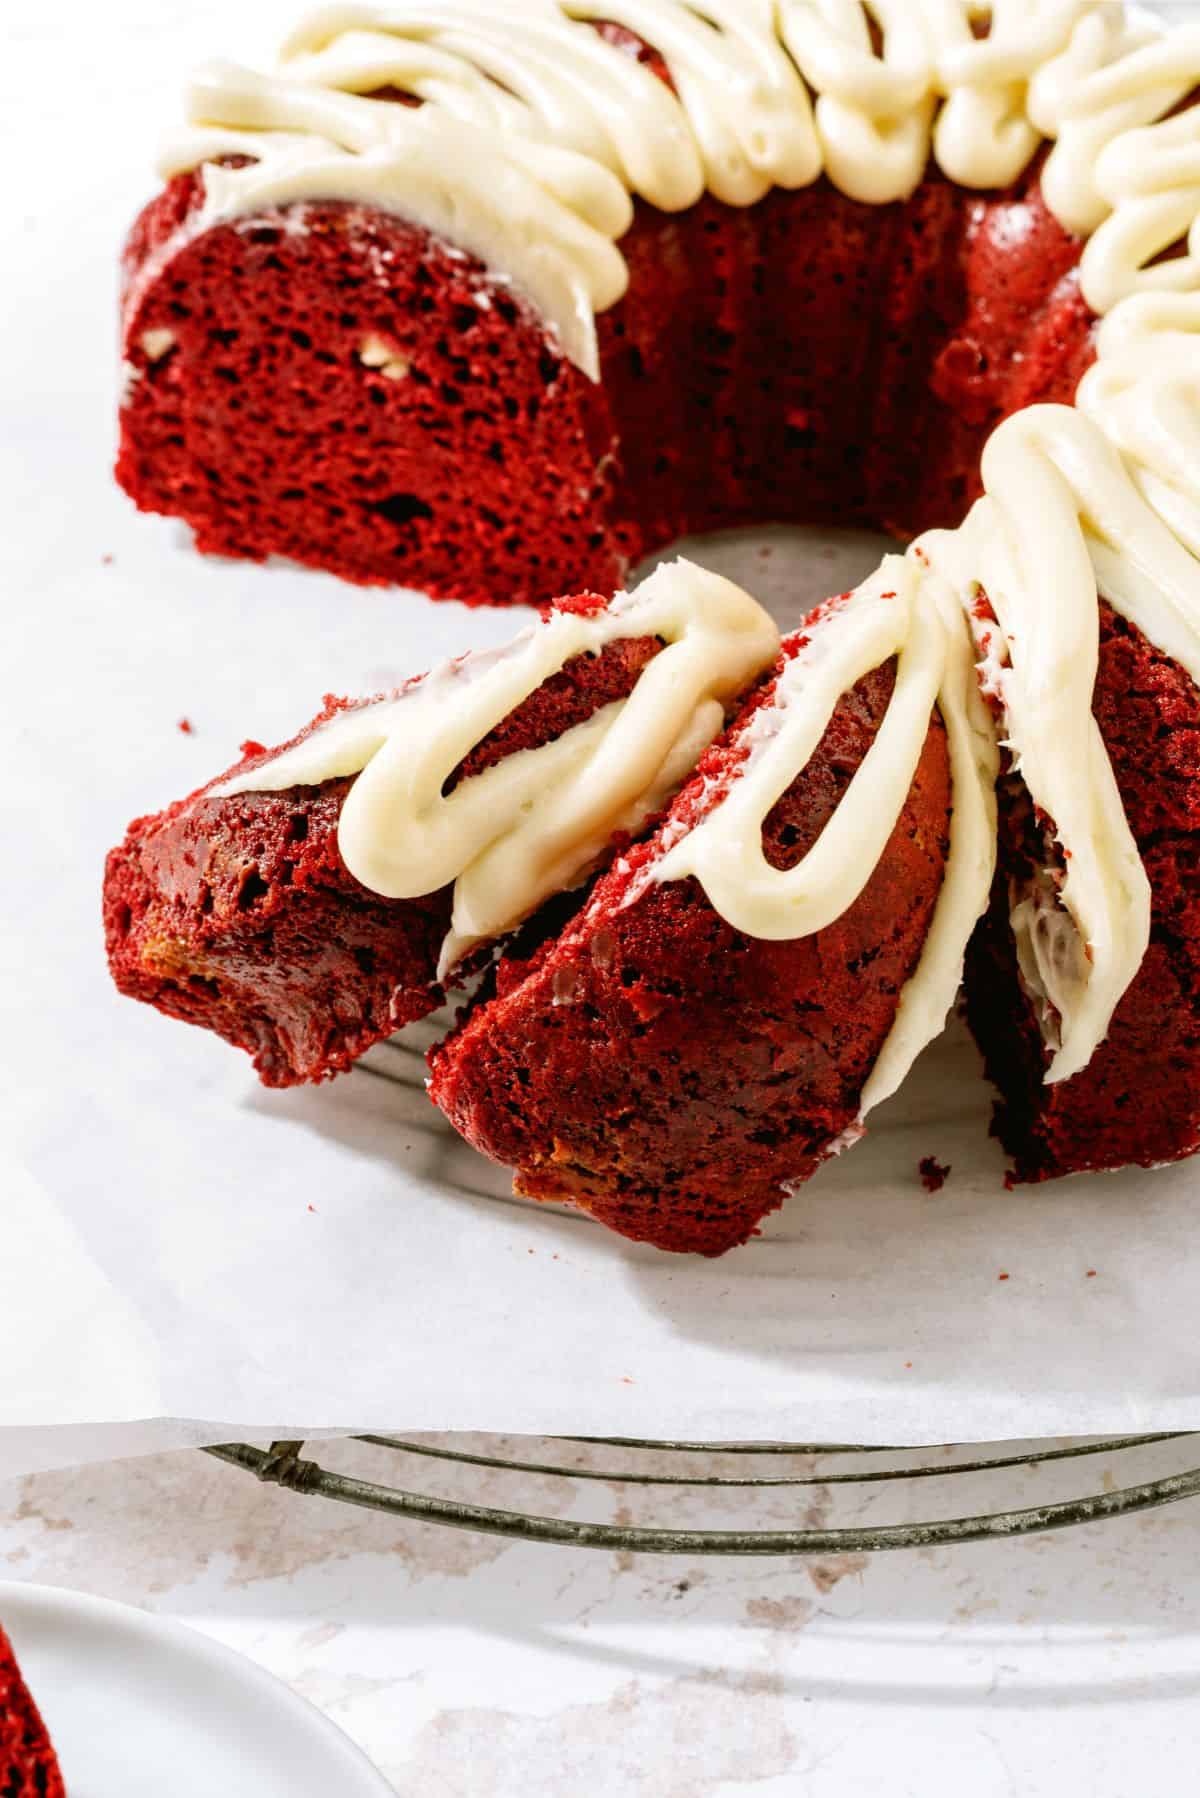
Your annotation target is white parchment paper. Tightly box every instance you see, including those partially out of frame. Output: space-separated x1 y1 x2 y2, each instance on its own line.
4 0 1199 1480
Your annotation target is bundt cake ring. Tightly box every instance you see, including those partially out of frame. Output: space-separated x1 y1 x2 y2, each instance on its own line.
106 1 1200 1254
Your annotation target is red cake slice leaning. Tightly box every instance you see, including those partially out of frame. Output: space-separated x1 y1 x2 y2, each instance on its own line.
104 565 780 1086
967 601 1200 1181
429 561 996 1255
0 1624 66 1798
920 402 1200 1188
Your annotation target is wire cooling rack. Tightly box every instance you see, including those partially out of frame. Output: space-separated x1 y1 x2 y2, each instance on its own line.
204 1432 1200 1554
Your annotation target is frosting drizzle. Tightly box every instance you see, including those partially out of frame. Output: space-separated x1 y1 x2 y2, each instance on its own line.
214 559 780 973
147 1 1200 378
649 554 1000 1119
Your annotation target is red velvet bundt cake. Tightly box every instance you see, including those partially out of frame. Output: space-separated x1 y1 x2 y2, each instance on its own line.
105 4 1200 1251
0 1625 66 1798
115 3 1169 605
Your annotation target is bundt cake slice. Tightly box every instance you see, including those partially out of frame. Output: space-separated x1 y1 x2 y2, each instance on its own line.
104 563 779 1085
967 600 1200 1180
0 1624 66 1798
429 560 998 1254
927 404 1200 1183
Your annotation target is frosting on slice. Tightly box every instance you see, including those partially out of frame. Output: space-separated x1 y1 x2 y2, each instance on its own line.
923 405 1165 1084
214 558 780 971
652 558 943 940
860 556 999 1117
648 553 998 1119
1077 293 1200 587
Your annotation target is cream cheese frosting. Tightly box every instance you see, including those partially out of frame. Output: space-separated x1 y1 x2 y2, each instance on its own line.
146 2 1200 377
649 555 1000 1119
651 559 946 944
214 559 780 972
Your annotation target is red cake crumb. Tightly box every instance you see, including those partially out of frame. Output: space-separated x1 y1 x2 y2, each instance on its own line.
104 608 666 1086
117 142 1093 605
177 716 193 734
0 1624 66 1798
966 602 1200 1181
918 1156 951 1193
428 632 952 1255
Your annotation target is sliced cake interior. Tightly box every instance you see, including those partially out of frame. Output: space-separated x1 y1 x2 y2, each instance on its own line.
0 1624 66 1798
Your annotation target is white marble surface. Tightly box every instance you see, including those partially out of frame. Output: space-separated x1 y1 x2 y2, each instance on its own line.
5 1435 1200 1793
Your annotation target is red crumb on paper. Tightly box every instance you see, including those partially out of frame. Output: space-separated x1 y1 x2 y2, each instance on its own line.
997 1271 1010 1282
904 1361 913 1370
1086 1268 1098 1279
307 1204 317 1214
621 1375 634 1385
177 717 194 735
918 1155 950 1193
101 553 114 566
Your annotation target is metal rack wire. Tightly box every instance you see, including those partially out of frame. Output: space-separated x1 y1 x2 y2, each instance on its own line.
205 1431 1200 1554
